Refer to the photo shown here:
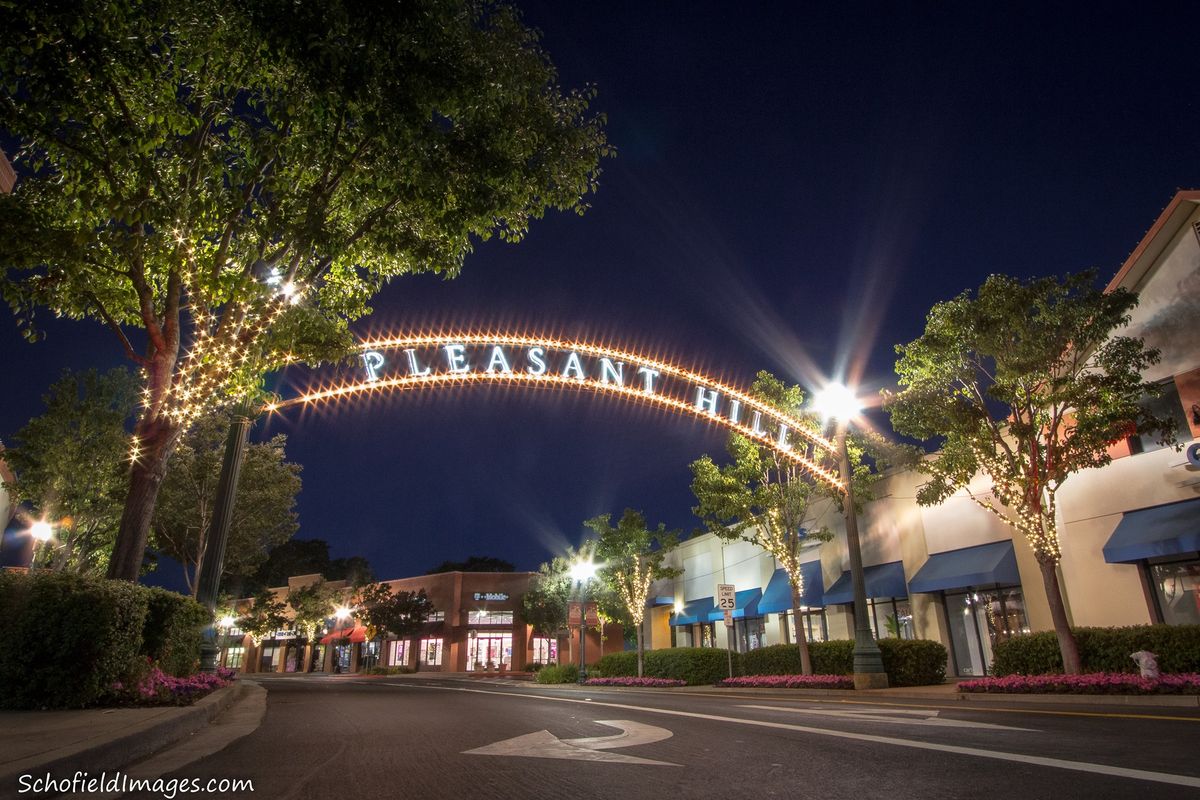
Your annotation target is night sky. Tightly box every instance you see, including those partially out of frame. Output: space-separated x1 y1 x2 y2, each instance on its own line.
2 4 1198 589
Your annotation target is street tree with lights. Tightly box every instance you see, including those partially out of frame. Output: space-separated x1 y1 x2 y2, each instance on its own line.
238 589 287 650
587 509 682 678
0 0 612 581
884 271 1176 674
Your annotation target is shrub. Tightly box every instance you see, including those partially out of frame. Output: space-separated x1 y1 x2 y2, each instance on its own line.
959 673 1200 695
363 665 414 675
113 665 234 706
0 571 148 709
535 663 579 683
992 626 1200 676
593 651 638 678
810 640 855 675
526 662 546 673
142 587 208 677
584 677 685 687
878 639 948 686
717 674 854 689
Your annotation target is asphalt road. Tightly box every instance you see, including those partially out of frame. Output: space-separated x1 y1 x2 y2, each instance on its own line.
134 676 1200 800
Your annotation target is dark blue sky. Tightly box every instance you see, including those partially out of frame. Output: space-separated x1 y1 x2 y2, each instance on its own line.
3 4 1198 586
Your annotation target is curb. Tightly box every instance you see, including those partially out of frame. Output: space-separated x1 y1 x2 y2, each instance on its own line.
0 680 251 785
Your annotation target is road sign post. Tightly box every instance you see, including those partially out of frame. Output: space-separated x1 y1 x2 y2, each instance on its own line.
717 584 735 679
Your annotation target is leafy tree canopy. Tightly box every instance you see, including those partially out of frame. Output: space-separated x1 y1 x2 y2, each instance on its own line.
1 368 139 575
355 582 435 641
884 270 1176 674
238 588 287 645
287 579 340 641
153 408 301 596
0 0 611 581
234 538 373 596
429 555 516 574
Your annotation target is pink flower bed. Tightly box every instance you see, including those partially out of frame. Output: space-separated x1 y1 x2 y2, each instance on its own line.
112 666 237 706
717 674 854 689
958 673 1200 695
584 677 687 688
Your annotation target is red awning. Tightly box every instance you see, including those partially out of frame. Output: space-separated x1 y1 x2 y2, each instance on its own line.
320 624 368 644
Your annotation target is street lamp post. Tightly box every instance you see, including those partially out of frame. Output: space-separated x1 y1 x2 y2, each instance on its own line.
571 559 597 684
814 383 888 690
28 520 54 572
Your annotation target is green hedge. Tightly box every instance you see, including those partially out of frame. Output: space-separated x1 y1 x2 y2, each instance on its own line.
878 639 947 686
0 571 147 708
594 647 736 685
0 571 210 709
740 640 947 686
992 626 1200 676
142 587 208 677
535 663 579 683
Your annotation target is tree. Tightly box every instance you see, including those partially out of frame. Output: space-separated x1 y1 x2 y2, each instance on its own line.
587 510 681 678
1 368 139 575
239 589 287 647
429 555 516 574
0 0 612 581
884 271 1176 674
521 557 574 638
287 580 339 671
233 538 372 595
152 410 301 596
355 582 435 644
690 372 834 675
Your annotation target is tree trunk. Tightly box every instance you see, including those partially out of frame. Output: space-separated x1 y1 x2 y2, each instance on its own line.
636 618 644 678
790 583 813 676
108 415 183 581
1037 556 1081 674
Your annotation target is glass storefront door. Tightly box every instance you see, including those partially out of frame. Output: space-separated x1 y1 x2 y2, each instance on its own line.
1149 559 1200 625
467 633 513 670
945 587 1028 676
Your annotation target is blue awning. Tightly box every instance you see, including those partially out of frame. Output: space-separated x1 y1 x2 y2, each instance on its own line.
650 596 675 607
671 596 715 626
707 588 763 621
759 561 825 613
823 561 908 605
908 540 1021 593
1103 498 1200 563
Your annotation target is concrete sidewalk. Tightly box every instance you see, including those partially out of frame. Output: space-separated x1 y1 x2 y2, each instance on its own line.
0 680 254 786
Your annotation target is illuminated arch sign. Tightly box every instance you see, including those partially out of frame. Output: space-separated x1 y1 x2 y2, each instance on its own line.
275 333 844 492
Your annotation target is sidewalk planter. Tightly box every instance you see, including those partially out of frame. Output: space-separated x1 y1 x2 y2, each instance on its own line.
992 625 1200 676
717 675 854 689
584 677 686 687
0 572 208 709
739 640 947 687
959 673 1200 695
535 664 579 684
593 647 736 686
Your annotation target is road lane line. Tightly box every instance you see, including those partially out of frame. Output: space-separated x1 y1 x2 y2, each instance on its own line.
377 681 1200 789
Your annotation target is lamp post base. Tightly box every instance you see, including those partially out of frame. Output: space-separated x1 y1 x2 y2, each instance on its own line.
852 671 890 690
199 641 221 674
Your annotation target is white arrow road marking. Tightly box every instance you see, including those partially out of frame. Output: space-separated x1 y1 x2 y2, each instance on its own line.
739 705 1033 732
464 720 679 766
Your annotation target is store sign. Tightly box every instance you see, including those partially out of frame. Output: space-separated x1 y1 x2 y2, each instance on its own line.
274 630 297 640
473 592 509 602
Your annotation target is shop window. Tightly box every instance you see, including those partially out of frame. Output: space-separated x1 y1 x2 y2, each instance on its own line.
1128 379 1189 454
360 640 381 670
531 637 557 665
467 633 512 670
259 645 278 670
945 587 1029 676
224 647 245 669
673 626 692 648
784 609 828 644
1148 559 1200 625
866 598 914 640
427 611 445 622
699 623 716 648
389 640 409 667
420 637 444 666
734 616 766 652
468 610 514 625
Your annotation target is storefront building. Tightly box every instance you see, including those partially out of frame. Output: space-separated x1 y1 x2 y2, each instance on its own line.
649 190 1200 677
226 569 614 675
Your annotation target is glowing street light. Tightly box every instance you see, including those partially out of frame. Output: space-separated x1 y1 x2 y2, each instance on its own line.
571 557 598 684
334 606 352 621
811 381 887 689
219 615 237 629
29 520 53 542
